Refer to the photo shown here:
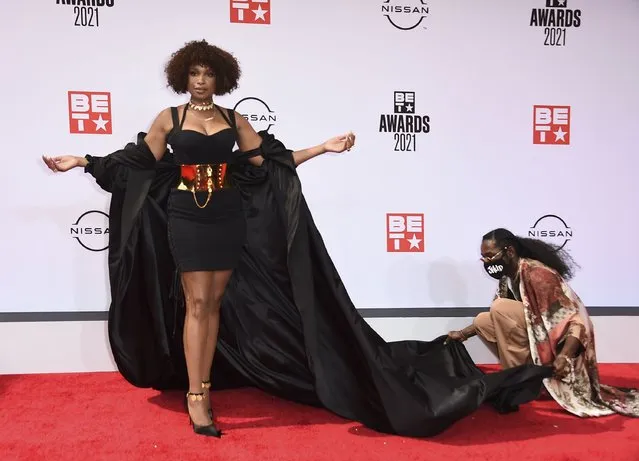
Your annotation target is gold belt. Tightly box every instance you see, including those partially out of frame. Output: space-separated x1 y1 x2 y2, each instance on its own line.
177 163 230 209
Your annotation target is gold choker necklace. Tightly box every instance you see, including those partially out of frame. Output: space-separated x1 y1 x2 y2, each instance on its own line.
189 100 214 111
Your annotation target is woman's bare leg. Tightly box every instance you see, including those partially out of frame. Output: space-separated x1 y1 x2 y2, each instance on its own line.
181 271 217 427
200 270 233 409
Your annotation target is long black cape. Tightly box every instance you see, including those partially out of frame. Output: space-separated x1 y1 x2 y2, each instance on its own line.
85 131 552 437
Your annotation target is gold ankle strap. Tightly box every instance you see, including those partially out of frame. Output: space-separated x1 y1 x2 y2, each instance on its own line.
186 392 204 402
202 381 211 389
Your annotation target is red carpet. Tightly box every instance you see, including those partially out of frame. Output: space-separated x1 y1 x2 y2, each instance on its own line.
1 365 638 461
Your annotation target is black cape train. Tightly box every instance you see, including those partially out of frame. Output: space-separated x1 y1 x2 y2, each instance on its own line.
84 130 552 437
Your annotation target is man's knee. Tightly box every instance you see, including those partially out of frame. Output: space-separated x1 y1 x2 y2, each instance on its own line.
473 311 491 330
489 298 512 315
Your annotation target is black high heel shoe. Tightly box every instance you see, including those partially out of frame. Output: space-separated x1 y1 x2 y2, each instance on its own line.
186 392 222 438
183 381 214 419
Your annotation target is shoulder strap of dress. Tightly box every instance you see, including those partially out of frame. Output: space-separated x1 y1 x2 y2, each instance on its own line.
180 104 188 128
217 106 238 137
170 107 179 131
168 105 189 141
167 107 179 141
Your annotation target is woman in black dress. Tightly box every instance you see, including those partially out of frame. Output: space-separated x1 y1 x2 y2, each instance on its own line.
43 40 355 437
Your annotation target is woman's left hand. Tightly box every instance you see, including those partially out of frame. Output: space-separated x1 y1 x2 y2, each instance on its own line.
323 132 355 154
553 355 571 380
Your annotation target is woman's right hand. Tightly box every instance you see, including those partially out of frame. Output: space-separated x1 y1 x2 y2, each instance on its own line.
42 155 84 173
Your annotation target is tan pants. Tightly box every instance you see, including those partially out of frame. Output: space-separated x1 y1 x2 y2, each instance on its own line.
473 298 531 369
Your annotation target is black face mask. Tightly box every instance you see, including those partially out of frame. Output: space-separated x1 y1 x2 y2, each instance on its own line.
484 259 506 279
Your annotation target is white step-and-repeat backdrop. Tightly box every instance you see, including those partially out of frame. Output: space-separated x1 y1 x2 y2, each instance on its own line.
0 0 637 314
